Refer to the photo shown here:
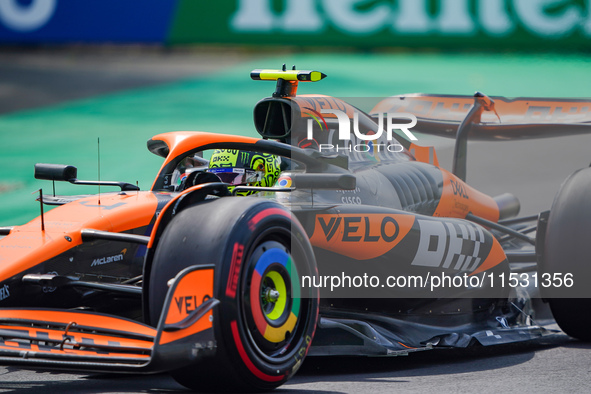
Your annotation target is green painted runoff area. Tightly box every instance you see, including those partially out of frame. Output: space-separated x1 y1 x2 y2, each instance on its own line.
1 52 590 225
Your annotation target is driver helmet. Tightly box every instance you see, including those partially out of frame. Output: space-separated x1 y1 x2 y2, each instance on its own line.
208 149 280 196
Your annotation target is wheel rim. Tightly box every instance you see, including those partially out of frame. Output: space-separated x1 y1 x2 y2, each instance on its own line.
245 240 302 358
261 270 289 324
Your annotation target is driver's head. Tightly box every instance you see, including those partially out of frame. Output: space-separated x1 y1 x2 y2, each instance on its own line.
208 149 280 196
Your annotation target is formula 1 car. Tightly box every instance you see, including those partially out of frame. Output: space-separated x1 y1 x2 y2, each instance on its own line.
1 67 590 392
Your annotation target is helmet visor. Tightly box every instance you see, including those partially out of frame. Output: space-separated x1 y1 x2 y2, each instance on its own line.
209 167 262 185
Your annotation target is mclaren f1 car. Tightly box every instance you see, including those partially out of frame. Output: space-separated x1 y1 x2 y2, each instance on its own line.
0 67 590 392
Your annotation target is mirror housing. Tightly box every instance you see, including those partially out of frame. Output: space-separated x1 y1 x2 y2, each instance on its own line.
35 163 77 182
34 163 139 191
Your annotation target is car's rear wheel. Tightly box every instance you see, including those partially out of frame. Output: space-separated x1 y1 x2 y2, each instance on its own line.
148 197 318 392
541 167 591 341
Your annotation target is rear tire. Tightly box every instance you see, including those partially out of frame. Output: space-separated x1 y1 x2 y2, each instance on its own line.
148 197 319 392
542 167 591 341
547 299 591 341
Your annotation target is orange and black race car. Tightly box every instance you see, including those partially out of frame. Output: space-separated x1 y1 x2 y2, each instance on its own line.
1 68 590 392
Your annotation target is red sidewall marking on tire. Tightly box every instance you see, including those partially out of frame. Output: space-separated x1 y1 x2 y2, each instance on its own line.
248 207 307 236
230 320 284 383
248 208 291 231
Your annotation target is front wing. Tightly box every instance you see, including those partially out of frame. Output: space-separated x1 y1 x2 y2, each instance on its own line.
0 265 217 374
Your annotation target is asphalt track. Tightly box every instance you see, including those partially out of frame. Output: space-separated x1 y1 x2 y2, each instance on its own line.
1 47 591 393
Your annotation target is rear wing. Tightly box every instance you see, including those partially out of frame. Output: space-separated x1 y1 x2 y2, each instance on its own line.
372 93 591 140
372 93 591 181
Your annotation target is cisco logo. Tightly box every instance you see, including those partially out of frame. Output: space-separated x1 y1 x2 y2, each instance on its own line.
0 0 56 32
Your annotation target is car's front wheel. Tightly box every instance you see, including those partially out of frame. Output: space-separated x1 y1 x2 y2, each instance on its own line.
148 197 319 392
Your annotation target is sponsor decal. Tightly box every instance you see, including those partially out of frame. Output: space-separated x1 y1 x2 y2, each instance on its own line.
298 138 319 150
292 335 313 374
79 201 126 210
43 271 58 293
231 0 591 40
523 105 591 122
337 187 362 205
211 154 231 163
276 176 292 188
454 201 469 212
0 284 9 301
341 196 362 205
411 219 486 272
0 0 56 32
160 268 215 345
337 187 361 193
450 179 469 199
378 97 591 124
318 215 400 243
310 213 415 260
91 249 126 267
225 243 244 299
174 294 211 315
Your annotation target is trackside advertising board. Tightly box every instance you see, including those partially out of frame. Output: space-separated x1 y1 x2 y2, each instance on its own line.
0 0 176 42
0 0 590 50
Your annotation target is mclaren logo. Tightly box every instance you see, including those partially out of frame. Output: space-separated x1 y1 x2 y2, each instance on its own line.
0 284 9 301
91 249 127 267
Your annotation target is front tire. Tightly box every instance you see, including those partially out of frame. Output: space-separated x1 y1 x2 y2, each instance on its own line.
148 197 318 392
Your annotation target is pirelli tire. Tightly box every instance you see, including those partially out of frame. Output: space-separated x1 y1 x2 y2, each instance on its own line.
148 197 319 392
542 167 591 341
